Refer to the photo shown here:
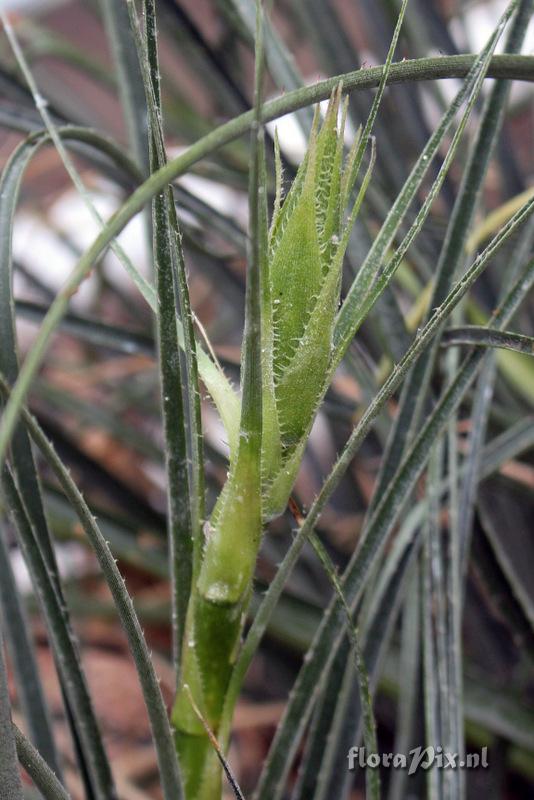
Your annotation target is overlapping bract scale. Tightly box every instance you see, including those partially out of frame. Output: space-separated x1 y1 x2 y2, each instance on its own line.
262 86 372 516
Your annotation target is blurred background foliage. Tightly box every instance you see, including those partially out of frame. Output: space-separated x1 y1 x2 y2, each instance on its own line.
0 1 533 798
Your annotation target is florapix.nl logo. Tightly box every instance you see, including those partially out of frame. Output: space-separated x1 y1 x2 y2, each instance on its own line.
347 746 489 775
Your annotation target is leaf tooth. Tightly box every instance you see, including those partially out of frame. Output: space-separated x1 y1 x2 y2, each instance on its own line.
271 128 284 229
341 124 363 209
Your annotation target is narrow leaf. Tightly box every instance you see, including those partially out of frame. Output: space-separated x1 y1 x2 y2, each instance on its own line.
14 725 70 800
0 634 24 800
0 373 184 800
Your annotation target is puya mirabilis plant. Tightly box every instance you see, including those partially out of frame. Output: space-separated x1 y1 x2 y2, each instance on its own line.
171 87 374 798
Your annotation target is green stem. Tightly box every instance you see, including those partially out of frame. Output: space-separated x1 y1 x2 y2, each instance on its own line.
172 5 267 795
14 726 71 800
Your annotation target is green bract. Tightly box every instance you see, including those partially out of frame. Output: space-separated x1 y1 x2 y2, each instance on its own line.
200 87 375 607
262 87 373 517
195 87 376 611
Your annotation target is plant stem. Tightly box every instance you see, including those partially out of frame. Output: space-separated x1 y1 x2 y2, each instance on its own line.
172 3 268 795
